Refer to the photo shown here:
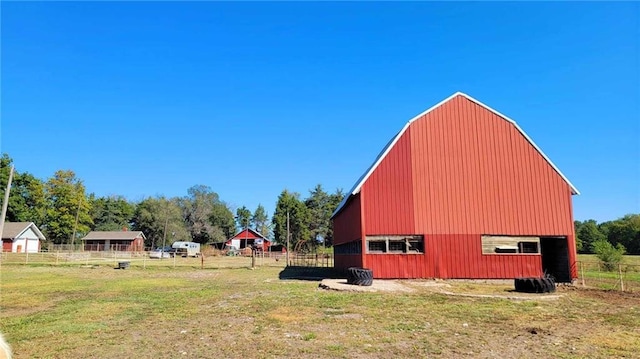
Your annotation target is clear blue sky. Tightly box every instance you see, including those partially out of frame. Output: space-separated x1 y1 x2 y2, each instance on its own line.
1 2 638 222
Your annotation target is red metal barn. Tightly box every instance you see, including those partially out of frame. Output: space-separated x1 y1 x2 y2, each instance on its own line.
226 228 271 251
331 92 579 282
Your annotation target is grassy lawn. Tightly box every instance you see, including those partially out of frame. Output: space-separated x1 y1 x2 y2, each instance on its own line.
577 254 640 266
1 262 639 358
576 255 640 291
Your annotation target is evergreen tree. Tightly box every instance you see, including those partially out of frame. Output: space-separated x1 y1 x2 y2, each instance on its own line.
272 190 310 248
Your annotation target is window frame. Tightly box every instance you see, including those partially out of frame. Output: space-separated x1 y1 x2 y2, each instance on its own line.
481 235 541 255
365 235 424 254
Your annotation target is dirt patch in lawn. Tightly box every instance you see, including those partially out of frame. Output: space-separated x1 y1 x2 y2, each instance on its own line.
318 278 416 292
319 278 563 300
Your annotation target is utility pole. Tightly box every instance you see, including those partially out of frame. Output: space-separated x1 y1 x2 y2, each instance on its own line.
161 215 168 261
0 166 15 257
286 210 290 266
244 218 249 250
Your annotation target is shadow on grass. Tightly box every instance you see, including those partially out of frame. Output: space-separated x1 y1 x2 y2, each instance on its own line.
278 266 345 281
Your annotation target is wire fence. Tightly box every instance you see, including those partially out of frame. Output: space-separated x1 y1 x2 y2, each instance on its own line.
3 253 635 292
0 250 288 270
576 261 640 293
289 253 334 267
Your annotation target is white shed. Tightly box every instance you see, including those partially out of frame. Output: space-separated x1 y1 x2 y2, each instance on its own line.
1 222 46 253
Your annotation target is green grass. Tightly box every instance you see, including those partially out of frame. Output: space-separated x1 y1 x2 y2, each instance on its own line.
578 254 640 266
1 263 639 358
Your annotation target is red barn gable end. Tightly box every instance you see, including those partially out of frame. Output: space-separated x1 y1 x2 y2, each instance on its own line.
331 92 579 282
226 228 271 251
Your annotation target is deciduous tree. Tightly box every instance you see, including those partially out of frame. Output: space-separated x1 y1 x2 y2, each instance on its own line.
210 202 236 241
44 170 93 245
179 185 228 244
132 196 188 248
0 154 47 225
575 219 605 254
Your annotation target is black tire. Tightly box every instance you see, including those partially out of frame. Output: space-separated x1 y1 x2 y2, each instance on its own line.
542 278 551 292
544 277 556 293
515 277 555 293
347 267 373 286
514 278 533 292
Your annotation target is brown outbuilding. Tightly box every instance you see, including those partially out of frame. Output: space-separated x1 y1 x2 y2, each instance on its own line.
82 230 146 252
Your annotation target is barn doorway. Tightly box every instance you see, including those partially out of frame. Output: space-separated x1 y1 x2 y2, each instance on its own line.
540 237 571 283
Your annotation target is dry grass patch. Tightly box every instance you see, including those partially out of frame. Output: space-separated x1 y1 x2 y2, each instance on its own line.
1 265 639 359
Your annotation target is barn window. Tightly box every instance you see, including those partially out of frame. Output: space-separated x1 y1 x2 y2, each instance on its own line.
388 240 404 253
519 241 539 253
365 235 424 254
481 236 540 255
368 240 387 253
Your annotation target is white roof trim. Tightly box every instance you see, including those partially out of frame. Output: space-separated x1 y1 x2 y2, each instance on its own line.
229 228 269 241
332 92 579 218
12 222 47 241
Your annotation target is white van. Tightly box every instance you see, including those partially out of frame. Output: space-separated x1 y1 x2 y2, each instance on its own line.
171 241 201 258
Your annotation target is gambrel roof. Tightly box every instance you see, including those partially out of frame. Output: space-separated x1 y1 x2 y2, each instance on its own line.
332 92 579 218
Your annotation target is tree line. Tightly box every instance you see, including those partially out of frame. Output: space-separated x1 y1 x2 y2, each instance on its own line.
0 154 344 250
575 214 640 255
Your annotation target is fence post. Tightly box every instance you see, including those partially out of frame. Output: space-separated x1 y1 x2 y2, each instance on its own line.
56 251 59 265
580 261 585 287
619 264 624 292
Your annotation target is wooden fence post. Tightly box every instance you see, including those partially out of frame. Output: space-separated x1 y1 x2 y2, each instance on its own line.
619 264 625 292
580 261 585 287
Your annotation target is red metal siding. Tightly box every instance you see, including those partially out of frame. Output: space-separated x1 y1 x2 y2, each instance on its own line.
362 127 415 235
230 229 262 241
366 235 542 279
332 194 362 246
333 194 364 271
353 94 576 279
2 239 12 252
365 254 431 278
410 96 574 236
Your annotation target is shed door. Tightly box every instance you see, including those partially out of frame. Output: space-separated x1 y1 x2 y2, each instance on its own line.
540 237 571 283
27 238 39 253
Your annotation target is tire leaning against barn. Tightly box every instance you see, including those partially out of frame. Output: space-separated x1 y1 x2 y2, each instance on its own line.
514 277 556 293
347 267 374 286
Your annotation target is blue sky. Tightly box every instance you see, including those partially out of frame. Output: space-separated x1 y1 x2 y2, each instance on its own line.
1 2 638 222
